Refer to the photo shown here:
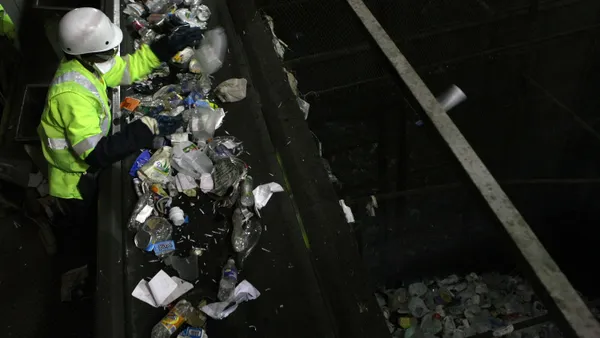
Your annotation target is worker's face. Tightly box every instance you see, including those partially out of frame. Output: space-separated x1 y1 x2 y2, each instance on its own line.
85 47 119 74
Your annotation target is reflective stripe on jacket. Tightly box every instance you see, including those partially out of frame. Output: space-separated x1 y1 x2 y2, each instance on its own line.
38 44 161 199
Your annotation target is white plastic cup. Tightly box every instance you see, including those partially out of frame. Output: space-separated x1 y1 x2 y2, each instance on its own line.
437 85 467 111
169 207 185 226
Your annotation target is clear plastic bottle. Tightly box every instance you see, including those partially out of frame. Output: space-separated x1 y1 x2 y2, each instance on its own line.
232 215 263 267
151 299 194 338
217 258 238 301
240 176 254 207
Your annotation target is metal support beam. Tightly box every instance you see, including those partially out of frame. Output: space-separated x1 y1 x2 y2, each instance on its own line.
346 0 600 337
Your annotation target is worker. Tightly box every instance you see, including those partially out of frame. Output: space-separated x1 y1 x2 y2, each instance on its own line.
37 7 201 285
0 4 16 40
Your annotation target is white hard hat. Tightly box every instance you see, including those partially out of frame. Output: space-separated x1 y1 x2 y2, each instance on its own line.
59 7 123 55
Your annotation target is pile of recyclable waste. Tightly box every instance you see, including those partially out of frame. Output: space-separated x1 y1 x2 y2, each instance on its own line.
376 272 563 338
121 1 282 337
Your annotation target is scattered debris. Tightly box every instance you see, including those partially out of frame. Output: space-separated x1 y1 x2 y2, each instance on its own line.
376 272 554 337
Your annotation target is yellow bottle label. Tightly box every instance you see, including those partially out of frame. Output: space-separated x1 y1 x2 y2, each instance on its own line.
161 310 185 334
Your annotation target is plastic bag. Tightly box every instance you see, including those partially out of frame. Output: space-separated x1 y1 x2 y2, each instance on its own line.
153 84 182 100
184 107 225 142
171 141 214 179
192 27 227 75
137 147 172 184
129 150 152 177
215 78 247 102
207 136 244 160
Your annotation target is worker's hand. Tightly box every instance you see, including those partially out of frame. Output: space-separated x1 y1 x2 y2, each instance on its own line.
150 26 204 62
140 116 159 135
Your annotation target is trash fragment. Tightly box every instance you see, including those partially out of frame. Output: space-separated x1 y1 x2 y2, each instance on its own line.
239 176 254 208
153 240 176 257
175 172 198 196
201 280 260 319
61 265 88 302
264 15 288 59
169 206 185 226
165 254 199 281
211 157 246 197
128 191 154 230
215 78 247 102
252 182 283 211
437 84 467 112
130 150 152 177
339 199 355 223
177 327 207 338
135 217 172 252
232 209 262 266
151 299 195 338
138 147 172 184
207 136 244 160
171 141 213 178
217 258 238 301
132 270 193 308
192 27 227 75
200 173 213 193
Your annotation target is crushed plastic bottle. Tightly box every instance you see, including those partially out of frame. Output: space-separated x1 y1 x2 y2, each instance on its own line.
217 258 238 301
211 157 246 197
151 299 194 338
128 191 154 230
137 217 173 252
240 176 254 208
231 210 263 266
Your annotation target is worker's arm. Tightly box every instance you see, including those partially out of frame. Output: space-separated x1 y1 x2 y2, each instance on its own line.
55 93 154 170
102 44 162 88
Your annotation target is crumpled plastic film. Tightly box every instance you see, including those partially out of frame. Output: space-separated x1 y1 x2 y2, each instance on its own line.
192 27 227 75
211 157 246 197
137 147 172 184
207 136 244 160
215 78 247 102
183 106 225 142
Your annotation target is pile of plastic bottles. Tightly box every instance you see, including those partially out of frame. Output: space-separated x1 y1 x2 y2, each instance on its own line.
375 272 562 338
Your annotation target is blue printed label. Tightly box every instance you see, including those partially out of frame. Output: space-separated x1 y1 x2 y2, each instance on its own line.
223 267 237 280
182 327 205 338
153 240 175 256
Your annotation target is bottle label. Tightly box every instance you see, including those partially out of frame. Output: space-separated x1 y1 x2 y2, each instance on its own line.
182 327 205 338
223 267 237 280
160 311 185 334
153 240 176 256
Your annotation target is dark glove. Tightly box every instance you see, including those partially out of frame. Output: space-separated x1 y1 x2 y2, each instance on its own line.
150 26 205 62
84 119 154 171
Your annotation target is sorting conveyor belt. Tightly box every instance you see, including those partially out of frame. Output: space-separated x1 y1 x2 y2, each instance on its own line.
95 0 389 337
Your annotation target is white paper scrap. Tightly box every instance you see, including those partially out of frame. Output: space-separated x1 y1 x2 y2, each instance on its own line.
135 205 154 223
148 270 178 306
252 182 284 210
339 199 355 223
201 280 260 319
132 270 194 308
200 173 214 193
175 173 198 192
